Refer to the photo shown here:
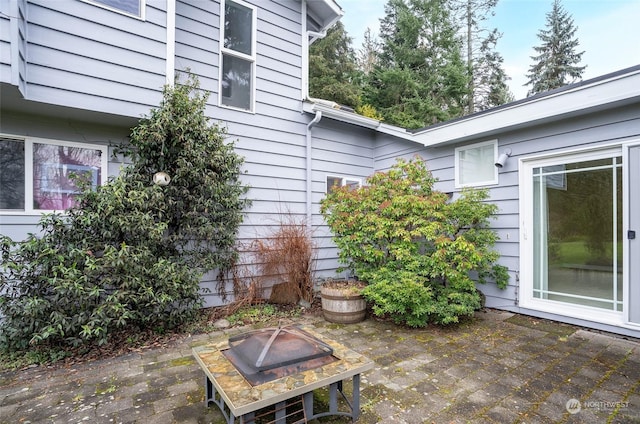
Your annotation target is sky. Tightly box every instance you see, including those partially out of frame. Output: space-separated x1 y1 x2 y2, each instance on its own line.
337 0 640 100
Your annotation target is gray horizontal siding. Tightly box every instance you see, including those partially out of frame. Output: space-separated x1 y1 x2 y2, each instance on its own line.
307 121 377 276
0 11 10 79
174 18 303 266
425 104 640 311
18 0 166 116
1 0 27 92
0 0 316 307
174 0 219 100
173 0 309 280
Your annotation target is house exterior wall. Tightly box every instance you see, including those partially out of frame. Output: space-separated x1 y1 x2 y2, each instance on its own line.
1 0 27 93
0 0 348 308
0 0 167 117
309 120 376 277
367 103 640 337
172 0 316 305
2 1 638 338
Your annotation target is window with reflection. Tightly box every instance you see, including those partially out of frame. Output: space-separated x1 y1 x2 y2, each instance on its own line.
220 0 255 111
0 139 25 209
0 138 106 213
327 176 361 194
532 156 623 311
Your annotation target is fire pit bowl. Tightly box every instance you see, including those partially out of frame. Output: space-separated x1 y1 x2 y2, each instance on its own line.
192 325 373 424
223 326 338 386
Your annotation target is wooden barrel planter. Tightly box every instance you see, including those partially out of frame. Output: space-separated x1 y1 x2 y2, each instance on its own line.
320 281 367 324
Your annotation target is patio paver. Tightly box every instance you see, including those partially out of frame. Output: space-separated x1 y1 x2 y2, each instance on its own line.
1 309 639 423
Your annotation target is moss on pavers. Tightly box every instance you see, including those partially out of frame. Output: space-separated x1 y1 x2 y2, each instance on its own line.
485 404 522 423
1 310 638 424
505 314 578 337
170 402 227 424
133 388 168 407
106 404 155 423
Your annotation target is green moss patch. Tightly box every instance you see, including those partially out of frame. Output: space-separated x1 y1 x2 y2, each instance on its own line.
505 314 576 337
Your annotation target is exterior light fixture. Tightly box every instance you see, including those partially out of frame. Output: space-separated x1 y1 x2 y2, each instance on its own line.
495 148 512 168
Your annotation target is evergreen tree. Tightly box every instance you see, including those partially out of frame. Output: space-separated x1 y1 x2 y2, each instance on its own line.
365 0 470 128
308 21 361 107
450 0 514 112
525 0 586 96
357 27 381 75
0 75 251 350
474 29 514 109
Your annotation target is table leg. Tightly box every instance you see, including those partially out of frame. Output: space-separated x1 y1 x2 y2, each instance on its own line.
205 375 213 405
274 400 287 424
329 381 338 413
303 391 314 419
205 376 237 424
352 373 361 422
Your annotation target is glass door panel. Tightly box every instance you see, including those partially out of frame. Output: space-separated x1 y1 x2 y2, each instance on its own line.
533 157 623 311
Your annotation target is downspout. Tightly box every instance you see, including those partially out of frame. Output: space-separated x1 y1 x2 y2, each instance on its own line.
306 111 322 227
302 0 327 229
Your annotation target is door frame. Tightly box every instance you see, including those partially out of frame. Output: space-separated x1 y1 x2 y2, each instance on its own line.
624 143 640 326
518 141 640 329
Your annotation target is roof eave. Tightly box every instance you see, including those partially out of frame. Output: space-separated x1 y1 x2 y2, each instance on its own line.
303 101 419 143
412 67 640 147
305 0 343 35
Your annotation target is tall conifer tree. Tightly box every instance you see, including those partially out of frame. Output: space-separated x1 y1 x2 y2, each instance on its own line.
357 27 381 75
450 0 514 112
525 0 586 96
308 21 361 107
365 0 470 128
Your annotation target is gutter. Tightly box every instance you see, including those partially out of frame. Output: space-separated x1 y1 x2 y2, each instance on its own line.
301 101 418 143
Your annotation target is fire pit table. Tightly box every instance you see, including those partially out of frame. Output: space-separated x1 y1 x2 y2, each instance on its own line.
192 325 373 424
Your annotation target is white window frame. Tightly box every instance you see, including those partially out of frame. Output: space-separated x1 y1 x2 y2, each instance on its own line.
0 135 109 216
519 145 626 327
326 175 361 194
219 0 257 113
82 0 145 19
454 139 498 188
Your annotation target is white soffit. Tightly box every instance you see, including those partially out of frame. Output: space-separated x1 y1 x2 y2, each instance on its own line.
305 0 343 32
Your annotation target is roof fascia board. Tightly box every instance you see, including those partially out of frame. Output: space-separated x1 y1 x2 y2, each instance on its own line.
412 69 640 147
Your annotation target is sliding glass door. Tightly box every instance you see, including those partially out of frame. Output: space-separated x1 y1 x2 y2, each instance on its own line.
522 148 626 322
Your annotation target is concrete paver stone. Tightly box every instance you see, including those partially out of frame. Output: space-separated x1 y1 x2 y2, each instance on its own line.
1 309 639 423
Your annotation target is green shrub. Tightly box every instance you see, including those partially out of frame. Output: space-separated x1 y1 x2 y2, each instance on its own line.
320 157 508 327
0 74 250 351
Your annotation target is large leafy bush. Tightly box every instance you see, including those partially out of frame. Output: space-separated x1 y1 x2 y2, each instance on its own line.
0 74 250 350
320 157 508 326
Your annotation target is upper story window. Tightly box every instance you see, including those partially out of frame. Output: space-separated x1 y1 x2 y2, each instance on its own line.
454 140 498 188
83 0 144 18
220 0 256 112
0 137 107 214
327 176 361 195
